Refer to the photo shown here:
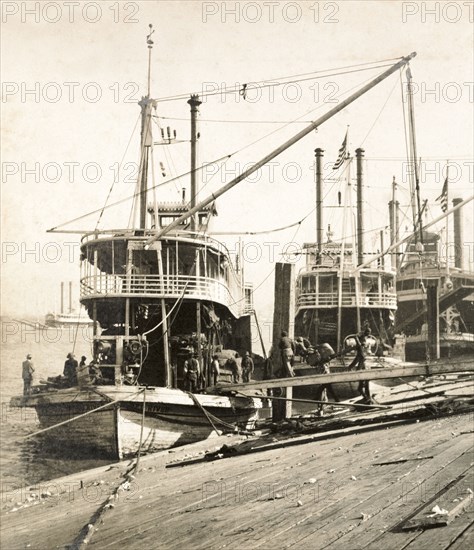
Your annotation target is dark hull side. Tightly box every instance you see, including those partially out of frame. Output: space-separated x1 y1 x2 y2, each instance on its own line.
295 307 395 349
405 335 474 362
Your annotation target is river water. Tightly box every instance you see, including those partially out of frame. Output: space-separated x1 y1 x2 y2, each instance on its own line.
0 317 111 489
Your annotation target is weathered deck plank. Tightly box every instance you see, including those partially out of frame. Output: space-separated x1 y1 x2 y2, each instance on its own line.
446 520 474 549
90 415 472 550
1 413 473 550
316 450 473 550
403 512 474 550
97 432 401 548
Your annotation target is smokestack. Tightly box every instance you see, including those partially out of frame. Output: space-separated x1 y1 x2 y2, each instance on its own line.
188 94 202 232
60 282 64 314
356 148 365 266
380 230 385 268
389 177 400 270
315 148 324 255
452 197 464 269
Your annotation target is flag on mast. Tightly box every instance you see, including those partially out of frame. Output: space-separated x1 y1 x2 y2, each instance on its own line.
436 177 448 212
333 131 348 170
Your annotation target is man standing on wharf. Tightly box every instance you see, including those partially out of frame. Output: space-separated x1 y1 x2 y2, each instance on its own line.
241 351 254 383
348 327 374 403
22 354 35 395
279 331 296 377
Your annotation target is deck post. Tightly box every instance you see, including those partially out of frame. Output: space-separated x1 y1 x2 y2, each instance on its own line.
272 263 295 421
427 282 440 361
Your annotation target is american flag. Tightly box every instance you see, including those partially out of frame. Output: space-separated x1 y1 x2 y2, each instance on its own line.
332 131 348 170
436 178 448 212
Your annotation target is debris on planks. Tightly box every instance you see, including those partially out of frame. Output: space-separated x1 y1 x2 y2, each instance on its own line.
163 375 474 470
402 471 474 529
372 456 434 466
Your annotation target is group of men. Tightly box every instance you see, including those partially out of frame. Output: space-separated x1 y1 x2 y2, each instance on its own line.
23 328 373 402
277 327 375 404
183 350 255 392
225 352 254 383
21 352 92 394
63 353 89 386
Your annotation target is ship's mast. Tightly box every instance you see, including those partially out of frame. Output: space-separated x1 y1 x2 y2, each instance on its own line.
405 66 423 245
445 163 450 278
355 148 365 267
136 24 156 230
336 160 351 351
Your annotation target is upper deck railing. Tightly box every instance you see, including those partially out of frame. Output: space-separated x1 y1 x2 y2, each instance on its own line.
296 290 397 309
80 273 252 318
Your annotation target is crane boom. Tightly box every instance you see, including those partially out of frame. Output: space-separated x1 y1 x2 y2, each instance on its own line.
145 52 417 247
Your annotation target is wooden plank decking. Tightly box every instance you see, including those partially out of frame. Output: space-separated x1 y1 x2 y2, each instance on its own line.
1 408 473 550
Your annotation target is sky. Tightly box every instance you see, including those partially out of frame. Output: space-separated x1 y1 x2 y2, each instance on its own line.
1 0 473 347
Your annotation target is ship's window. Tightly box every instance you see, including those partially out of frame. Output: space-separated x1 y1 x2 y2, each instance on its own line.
302 275 316 293
382 274 395 292
207 254 218 279
319 274 335 294
177 247 196 276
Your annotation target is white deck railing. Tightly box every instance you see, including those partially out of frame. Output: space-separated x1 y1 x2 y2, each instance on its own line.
80 273 248 317
297 291 397 309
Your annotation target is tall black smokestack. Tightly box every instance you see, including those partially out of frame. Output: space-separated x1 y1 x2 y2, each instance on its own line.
188 94 202 232
315 148 324 255
389 177 400 271
452 197 464 269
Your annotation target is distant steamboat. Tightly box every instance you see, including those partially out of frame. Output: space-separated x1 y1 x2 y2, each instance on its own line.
45 281 93 327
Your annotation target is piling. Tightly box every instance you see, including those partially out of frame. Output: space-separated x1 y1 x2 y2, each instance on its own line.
427 282 440 361
272 263 295 421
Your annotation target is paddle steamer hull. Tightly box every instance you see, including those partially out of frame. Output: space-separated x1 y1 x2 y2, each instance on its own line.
15 387 262 459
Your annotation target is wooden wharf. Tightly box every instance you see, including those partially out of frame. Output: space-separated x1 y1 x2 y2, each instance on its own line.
2 384 473 550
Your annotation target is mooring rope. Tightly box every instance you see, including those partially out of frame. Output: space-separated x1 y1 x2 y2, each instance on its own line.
186 392 223 435
22 388 146 440
186 391 243 433
134 387 147 471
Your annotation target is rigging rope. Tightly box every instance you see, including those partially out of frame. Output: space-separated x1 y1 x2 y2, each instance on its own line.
360 76 400 147
155 60 400 103
52 63 404 233
48 155 231 231
96 114 141 231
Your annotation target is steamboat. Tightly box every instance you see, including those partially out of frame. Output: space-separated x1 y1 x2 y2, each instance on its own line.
14 27 261 459
394 203 474 361
391 67 474 361
13 28 421 457
45 282 93 328
294 147 397 355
